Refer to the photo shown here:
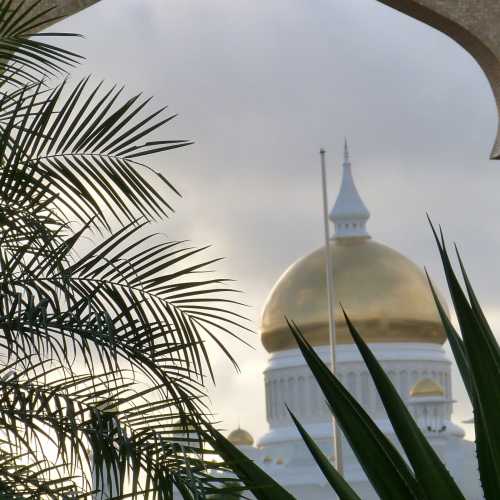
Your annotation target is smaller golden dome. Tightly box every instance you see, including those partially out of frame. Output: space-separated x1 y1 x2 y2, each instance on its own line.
276 457 284 465
228 427 254 447
410 378 445 398
263 455 273 463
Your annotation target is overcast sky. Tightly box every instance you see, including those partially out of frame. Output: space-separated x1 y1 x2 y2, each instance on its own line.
55 0 500 440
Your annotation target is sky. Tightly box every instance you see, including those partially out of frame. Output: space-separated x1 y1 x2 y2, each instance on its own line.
53 0 500 441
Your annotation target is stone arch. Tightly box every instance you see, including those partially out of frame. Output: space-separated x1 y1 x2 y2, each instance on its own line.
378 0 500 158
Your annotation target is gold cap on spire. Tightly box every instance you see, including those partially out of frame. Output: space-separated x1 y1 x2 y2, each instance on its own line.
410 378 445 398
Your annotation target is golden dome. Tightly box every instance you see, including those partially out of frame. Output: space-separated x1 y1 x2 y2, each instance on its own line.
261 237 448 352
410 378 445 397
228 427 254 447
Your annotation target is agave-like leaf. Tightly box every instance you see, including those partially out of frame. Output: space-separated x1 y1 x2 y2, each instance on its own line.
287 408 361 500
287 320 421 500
342 309 465 500
205 425 296 500
425 272 473 397
426 268 500 498
427 220 500 499
454 245 500 359
427 265 500 497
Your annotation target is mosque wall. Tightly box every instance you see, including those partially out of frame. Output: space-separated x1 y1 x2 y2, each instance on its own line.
254 339 476 500
263 343 452 430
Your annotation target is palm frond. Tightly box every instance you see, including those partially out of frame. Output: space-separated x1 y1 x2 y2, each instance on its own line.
0 358 237 499
0 2 253 498
0 221 249 381
0 78 191 229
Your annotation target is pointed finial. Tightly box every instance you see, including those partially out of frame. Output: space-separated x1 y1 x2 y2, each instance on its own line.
330 142 370 239
344 138 349 163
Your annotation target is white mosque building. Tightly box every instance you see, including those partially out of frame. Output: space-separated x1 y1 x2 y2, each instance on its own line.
226 144 482 499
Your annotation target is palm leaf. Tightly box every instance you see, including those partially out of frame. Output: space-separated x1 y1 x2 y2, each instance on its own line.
0 79 192 229
0 2 252 497
0 216 250 497
0 213 249 384
0 359 237 499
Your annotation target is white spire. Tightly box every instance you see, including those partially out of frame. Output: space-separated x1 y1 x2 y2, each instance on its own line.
329 140 370 238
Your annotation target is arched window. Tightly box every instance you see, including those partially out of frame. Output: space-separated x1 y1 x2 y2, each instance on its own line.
279 379 285 417
298 376 306 414
273 380 278 419
347 372 356 398
400 370 409 401
288 377 296 412
361 372 370 409
266 380 273 421
444 372 450 397
309 375 317 414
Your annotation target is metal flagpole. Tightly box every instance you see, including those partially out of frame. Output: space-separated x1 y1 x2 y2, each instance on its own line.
320 148 344 476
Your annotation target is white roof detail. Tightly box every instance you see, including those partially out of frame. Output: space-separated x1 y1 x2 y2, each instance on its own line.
330 140 370 238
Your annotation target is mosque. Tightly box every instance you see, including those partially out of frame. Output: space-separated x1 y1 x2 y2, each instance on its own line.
226 144 482 499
